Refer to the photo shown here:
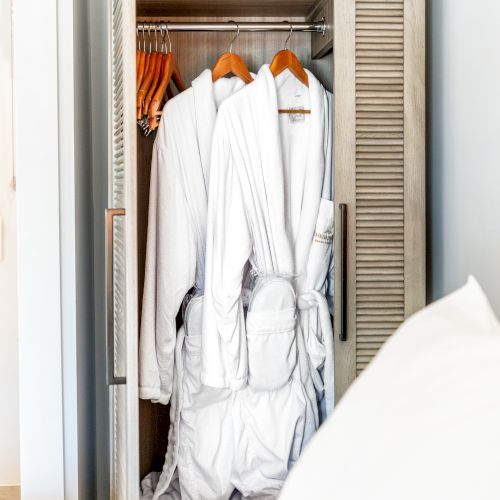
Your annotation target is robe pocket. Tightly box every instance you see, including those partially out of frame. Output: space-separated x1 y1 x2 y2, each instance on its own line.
246 278 297 391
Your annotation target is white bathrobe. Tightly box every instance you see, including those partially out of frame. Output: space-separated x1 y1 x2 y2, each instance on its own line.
139 70 249 404
202 65 335 496
202 64 334 397
139 70 250 499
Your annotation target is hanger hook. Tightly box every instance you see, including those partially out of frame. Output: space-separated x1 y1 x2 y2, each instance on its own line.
228 21 239 54
165 22 172 53
155 24 158 52
141 24 146 51
284 21 293 50
160 25 165 52
148 22 152 52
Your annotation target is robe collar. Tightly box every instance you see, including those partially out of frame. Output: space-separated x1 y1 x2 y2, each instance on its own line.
192 70 250 191
253 64 327 292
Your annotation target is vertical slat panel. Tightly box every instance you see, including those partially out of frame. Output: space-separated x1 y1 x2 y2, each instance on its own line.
109 0 138 499
355 0 405 375
110 1 127 497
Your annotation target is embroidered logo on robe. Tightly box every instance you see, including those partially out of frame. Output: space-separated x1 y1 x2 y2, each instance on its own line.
289 106 306 123
313 231 333 244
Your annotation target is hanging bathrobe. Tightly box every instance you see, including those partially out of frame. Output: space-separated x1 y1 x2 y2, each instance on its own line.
202 65 334 496
140 70 250 500
139 69 249 403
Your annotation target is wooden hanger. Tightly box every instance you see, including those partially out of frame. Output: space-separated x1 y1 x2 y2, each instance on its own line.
212 22 253 84
137 51 158 119
136 27 147 91
138 28 169 119
148 26 186 132
137 50 146 91
143 52 164 115
270 50 309 88
269 23 310 114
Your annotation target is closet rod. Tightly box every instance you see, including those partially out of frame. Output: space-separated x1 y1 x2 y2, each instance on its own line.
136 20 326 35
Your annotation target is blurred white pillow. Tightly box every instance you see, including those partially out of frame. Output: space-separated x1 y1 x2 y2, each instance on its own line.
280 277 500 500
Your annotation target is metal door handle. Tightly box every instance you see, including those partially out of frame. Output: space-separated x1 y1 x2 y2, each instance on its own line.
339 204 347 341
106 208 126 385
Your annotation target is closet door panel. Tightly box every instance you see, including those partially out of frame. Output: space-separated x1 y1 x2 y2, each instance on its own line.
355 0 405 377
334 0 425 398
107 0 139 498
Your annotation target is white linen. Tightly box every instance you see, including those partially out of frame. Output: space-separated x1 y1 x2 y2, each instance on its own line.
280 276 500 500
202 65 334 399
141 64 335 499
139 70 250 499
200 65 335 495
139 70 248 404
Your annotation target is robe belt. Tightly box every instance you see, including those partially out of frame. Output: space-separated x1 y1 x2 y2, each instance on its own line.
297 290 335 415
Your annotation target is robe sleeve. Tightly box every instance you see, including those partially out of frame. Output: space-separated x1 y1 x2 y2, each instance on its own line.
139 138 197 404
201 112 252 390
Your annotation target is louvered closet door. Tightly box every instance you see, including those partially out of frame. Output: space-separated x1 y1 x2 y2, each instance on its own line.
106 0 139 498
334 0 425 399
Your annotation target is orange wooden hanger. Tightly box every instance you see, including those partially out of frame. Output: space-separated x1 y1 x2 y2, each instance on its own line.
138 28 166 119
212 22 253 84
136 28 141 80
270 23 309 87
270 23 310 114
148 25 186 132
143 52 164 115
270 50 309 88
137 52 158 118
136 27 147 91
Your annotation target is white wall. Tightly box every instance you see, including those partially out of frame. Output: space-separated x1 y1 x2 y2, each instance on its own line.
0 0 19 486
13 0 65 497
428 0 500 313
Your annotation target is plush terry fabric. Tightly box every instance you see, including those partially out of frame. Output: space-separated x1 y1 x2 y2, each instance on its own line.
139 70 249 405
280 277 500 500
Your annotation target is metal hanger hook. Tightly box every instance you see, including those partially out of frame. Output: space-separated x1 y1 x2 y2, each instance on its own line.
141 24 146 51
160 26 165 52
148 22 152 52
228 21 239 54
284 21 293 50
165 22 172 53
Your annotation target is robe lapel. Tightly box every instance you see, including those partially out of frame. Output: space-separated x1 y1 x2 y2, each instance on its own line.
254 65 294 274
294 70 327 293
192 71 251 192
192 69 217 192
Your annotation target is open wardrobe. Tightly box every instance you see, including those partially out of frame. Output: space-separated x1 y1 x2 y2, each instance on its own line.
87 0 425 498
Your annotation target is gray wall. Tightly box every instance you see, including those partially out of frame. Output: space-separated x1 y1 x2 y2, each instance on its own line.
428 0 500 314
74 0 97 497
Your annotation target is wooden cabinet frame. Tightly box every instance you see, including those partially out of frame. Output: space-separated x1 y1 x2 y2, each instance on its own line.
334 0 425 399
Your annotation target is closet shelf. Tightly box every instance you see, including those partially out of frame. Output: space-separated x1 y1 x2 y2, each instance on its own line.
137 0 320 18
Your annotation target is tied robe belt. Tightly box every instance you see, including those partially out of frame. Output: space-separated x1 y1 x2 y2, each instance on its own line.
297 290 335 415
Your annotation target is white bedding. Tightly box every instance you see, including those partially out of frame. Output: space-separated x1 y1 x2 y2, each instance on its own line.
280 277 500 500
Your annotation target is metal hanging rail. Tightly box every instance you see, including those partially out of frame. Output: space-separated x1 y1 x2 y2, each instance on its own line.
136 20 326 36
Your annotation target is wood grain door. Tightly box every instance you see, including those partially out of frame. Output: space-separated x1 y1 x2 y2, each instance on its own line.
334 0 425 400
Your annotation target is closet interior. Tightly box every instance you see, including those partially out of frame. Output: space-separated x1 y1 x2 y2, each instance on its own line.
134 0 335 480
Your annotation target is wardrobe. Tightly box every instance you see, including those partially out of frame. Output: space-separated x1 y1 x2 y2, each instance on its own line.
90 0 425 497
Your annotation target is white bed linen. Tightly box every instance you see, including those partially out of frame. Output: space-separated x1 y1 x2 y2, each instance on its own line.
280 276 500 500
